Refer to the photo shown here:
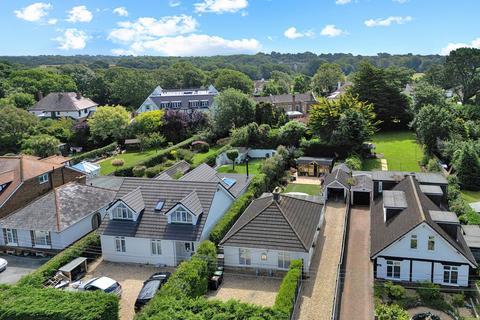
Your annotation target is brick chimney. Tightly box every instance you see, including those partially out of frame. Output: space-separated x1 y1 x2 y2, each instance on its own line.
76 92 82 100
273 187 281 202
292 94 296 112
37 91 43 101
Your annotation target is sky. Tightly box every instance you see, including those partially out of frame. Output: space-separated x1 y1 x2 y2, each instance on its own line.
0 0 479 56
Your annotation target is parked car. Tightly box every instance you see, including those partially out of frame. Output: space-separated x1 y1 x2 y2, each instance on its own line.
208 268 224 290
0 258 7 272
80 276 122 297
134 272 171 312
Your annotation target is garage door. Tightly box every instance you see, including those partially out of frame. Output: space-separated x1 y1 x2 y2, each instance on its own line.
353 191 370 206
328 187 345 201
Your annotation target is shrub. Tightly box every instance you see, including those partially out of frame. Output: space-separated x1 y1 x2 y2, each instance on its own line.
111 159 124 167
250 173 268 197
417 282 442 302
18 233 100 288
0 286 118 320
71 142 118 164
384 281 407 300
195 241 217 277
145 166 161 178
132 165 146 177
375 303 409 320
426 158 441 172
273 260 302 316
193 141 210 153
161 256 209 298
452 293 465 308
344 154 362 170
176 149 194 163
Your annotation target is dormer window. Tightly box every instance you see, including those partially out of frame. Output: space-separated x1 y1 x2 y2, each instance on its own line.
171 206 193 223
112 203 133 220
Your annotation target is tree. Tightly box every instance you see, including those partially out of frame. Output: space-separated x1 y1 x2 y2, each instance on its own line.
453 142 480 191
9 68 77 97
384 66 415 90
261 71 291 96
21 134 60 158
38 118 75 142
445 48 480 104
254 102 287 127
226 149 239 170
213 69 253 94
211 89 255 137
413 104 455 155
279 121 307 147
132 110 165 135
138 132 166 151
424 64 448 88
0 92 36 109
59 64 105 101
292 74 310 93
311 63 344 96
88 105 131 142
309 94 377 148
349 61 411 128
411 80 445 113
0 106 39 154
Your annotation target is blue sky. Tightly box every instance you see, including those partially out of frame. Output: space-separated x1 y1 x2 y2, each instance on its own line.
0 0 479 56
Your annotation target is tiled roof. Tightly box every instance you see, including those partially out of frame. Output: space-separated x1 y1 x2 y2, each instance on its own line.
120 187 145 213
353 170 447 185
29 92 97 112
220 193 323 252
179 190 203 216
324 168 350 189
253 92 316 104
154 160 191 180
296 157 334 166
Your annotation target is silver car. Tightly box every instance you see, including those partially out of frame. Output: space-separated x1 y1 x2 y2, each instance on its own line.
80 276 122 297
0 258 7 272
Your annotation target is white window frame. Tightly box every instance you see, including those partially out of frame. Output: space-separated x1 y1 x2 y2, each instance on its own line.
112 203 133 220
34 230 50 247
170 206 193 224
239 248 251 266
6 228 18 245
410 235 418 249
38 173 49 184
115 237 126 253
428 236 435 251
378 181 383 193
386 260 401 279
443 265 458 284
278 252 291 269
151 239 162 256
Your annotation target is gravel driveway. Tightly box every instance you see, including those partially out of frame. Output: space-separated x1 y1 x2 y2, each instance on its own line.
206 273 281 307
298 201 346 320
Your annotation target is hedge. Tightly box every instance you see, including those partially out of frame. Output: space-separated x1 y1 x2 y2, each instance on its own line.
71 142 118 164
273 260 303 316
17 232 101 288
0 286 118 320
114 136 199 176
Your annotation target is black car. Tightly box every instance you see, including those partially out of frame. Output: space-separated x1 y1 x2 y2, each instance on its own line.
134 272 171 312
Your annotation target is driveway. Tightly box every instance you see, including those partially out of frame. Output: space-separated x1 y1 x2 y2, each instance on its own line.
206 273 281 307
0 254 50 284
298 201 346 320
339 206 374 320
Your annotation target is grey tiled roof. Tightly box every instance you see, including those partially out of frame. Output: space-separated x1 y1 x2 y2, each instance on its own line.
332 163 352 174
29 92 97 112
99 178 220 241
351 174 373 192
383 191 408 209
296 157 334 166
420 184 443 196
87 176 125 191
179 191 203 216
462 225 480 248
253 92 316 104
324 168 350 189
0 183 115 232
353 170 447 185
429 210 459 224
220 193 324 252
370 176 477 266
150 94 215 110
154 160 191 180
120 187 145 213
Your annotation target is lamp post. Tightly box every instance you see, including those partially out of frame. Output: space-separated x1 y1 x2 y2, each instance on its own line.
245 157 249 178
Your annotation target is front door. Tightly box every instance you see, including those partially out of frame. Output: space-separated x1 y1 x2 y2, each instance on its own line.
175 241 195 265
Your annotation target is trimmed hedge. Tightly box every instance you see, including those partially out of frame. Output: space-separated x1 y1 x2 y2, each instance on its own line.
192 144 231 168
17 232 101 288
114 136 199 176
273 259 303 316
0 286 118 320
71 142 118 164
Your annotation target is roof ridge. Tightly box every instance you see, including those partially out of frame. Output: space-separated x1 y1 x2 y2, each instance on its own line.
281 193 322 205
409 175 426 221
274 199 309 251
53 188 62 232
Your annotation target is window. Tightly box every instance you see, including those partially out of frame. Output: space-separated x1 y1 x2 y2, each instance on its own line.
261 252 268 261
115 237 126 253
278 252 291 269
378 181 383 193
386 260 401 279
185 242 194 252
410 235 417 249
0 183 7 192
443 265 458 284
151 239 162 255
428 236 435 251
171 206 192 223
112 203 133 220
200 100 209 107
34 230 50 247
5 228 18 245
38 173 49 184
239 248 251 265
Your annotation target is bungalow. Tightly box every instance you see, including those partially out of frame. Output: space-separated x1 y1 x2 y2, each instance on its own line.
371 176 477 287
29 92 98 120
99 175 240 266
220 191 325 273
0 182 115 251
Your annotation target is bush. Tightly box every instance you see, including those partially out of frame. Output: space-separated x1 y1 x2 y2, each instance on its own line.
0 286 118 320
18 233 100 288
161 256 209 298
344 154 362 170
132 165 146 177
417 282 442 302
249 173 268 197
452 293 465 308
273 260 302 316
375 303 409 320
71 142 118 164
384 281 407 300
426 158 441 172
111 159 124 167
176 148 194 163
193 141 210 153
195 241 217 277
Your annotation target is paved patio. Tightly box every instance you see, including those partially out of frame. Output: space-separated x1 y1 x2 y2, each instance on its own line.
298 201 346 320
339 206 374 320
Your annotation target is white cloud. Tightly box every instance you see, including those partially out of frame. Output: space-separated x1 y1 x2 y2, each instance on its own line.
364 16 412 27
335 0 351 4
283 27 314 39
440 38 480 55
169 0 181 7
115 34 260 56
14 2 52 22
47 18 57 25
194 0 248 14
66 5 93 23
54 28 89 50
320 24 345 37
113 7 128 17
108 15 198 43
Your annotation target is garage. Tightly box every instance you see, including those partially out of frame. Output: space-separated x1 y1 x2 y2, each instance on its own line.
350 174 373 207
352 191 370 206
327 187 345 201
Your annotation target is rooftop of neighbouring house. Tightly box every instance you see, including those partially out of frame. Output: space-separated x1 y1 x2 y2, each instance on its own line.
29 92 98 112
253 92 316 105
150 85 218 97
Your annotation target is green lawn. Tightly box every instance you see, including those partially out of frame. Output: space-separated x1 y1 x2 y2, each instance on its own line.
283 183 321 195
217 159 263 175
191 146 222 167
461 190 480 203
363 131 423 172
99 149 159 175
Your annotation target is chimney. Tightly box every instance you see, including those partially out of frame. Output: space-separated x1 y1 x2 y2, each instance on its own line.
273 187 281 202
292 94 296 112
37 91 44 101
76 92 82 100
